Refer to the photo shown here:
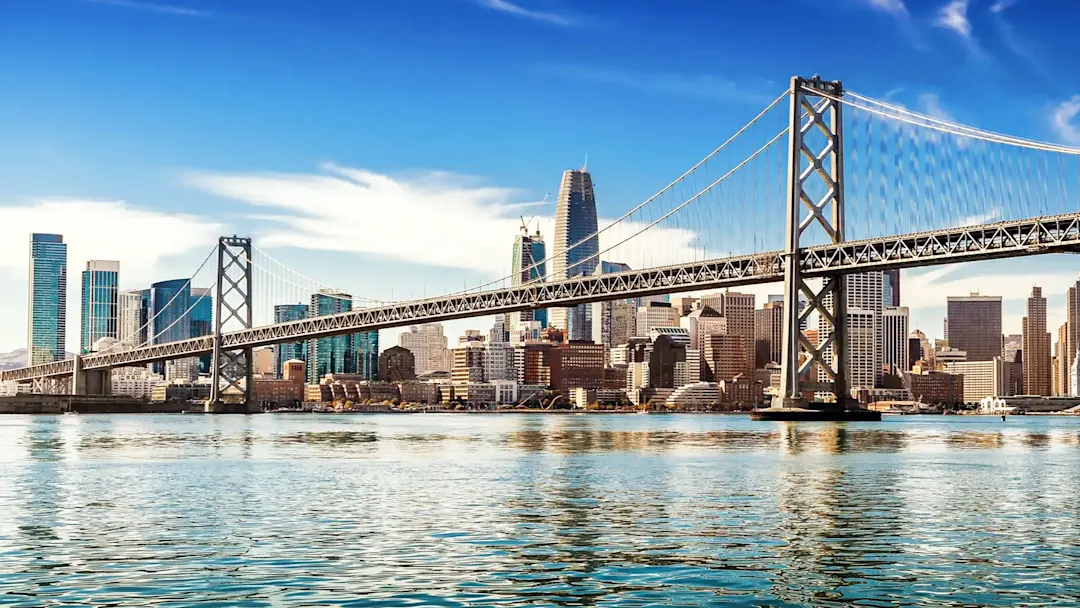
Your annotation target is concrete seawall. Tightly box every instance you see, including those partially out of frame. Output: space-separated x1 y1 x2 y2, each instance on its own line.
0 395 192 414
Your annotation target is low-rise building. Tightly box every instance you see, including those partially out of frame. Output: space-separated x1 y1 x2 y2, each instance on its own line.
906 371 964 406
719 376 765 408
151 382 211 403
400 381 441 404
666 382 722 409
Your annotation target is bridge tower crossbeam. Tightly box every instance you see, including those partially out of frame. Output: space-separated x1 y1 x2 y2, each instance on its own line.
774 76 851 408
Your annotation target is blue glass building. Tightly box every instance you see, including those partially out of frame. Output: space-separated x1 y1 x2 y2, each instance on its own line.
190 287 214 374
274 303 308 378
80 260 119 353
28 234 68 365
306 291 379 383
150 279 190 374
510 228 548 328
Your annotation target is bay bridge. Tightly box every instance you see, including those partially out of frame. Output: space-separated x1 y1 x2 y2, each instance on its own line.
4 76 1080 412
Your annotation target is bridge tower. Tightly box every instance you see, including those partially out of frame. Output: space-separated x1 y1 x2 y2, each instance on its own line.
773 76 852 409
207 236 257 413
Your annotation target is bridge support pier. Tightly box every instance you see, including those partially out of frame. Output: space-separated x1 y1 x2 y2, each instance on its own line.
764 75 873 419
206 236 258 414
71 355 111 396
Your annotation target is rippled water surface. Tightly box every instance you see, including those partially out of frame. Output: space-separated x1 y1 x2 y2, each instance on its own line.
3 414 1080 606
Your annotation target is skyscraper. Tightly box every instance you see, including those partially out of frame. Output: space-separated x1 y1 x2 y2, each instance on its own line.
190 287 213 375
274 303 308 378
590 261 635 359
882 306 910 375
117 289 146 349
80 260 119 353
150 279 190 375
550 168 599 341
1065 277 1080 394
819 272 883 396
882 269 900 307
754 300 783 368
28 233 68 365
398 324 453 374
1023 286 1051 396
306 290 378 383
946 293 1002 362
510 225 548 328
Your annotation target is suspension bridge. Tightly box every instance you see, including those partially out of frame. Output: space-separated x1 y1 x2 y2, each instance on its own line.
3 76 1080 412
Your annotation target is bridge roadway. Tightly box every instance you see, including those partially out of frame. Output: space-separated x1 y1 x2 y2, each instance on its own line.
5 212 1080 382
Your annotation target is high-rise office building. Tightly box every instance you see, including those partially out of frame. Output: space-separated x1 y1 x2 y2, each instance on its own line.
754 300 783 368
150 279 191 375
681 305 727 359
118 289 147 349
882 306 910 376
636 302 678 337
550 168 599 341
1056 322 1069 396
1065 277 1080 394
274 303 308 378
27 233 68 365
592 298 635 361
190 287 213 374
819 272 883 395
306 290 377 383
80 260 119 353
701 290 756 370
509 225 548 328
882 269 900 307
398 323 452 374
945 293 1002 362
1023 286 1051 396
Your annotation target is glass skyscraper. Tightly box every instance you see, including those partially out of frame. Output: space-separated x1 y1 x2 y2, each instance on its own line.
28 233 68 365
80 260 119 353
190 287 214 374
150 279 190 375
551 169 599 340
509 227 548 328
274 303 308 378
306 291 379 383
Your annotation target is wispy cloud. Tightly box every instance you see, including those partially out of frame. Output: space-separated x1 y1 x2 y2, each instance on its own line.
1051 96 1080 145
475 0 574 27
989 1 1055 82
935 0 972 38
989 0 1020 13
80 0 211 17
860 0 909 18
185 164 701 277
917 92 956 123
532 64 774 105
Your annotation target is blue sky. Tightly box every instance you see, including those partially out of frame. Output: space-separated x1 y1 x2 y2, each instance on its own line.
1 0 1080 353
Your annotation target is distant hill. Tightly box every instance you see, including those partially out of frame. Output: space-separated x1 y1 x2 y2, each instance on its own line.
0 348 76 371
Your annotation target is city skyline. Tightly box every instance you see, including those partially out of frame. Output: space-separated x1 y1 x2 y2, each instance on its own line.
2 1 1080 354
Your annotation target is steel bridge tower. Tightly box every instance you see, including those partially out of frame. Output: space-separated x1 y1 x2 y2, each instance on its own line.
773 76 852 409
207 236 257 413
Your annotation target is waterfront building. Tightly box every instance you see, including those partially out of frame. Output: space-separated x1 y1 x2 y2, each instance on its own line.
273 303 308 378
484 342 516 382
946 293 1002 362
452 339 486 385
80 260 119 354
398 324 452 374
943 358 1009 404
1023 286 1052 396
379 346 416 382
636 302 678 337
150 279 190 374
882 306 910 375
117 290 146 349
1072 352 1080 397
307 290 357 384
109 367 163 399
753 300 783 368
818 273 883 396
665 382 721 409
905 371 964 406
550 168 599 341
509 224 548 328
27 233 68 365
550 341 605 397
719 376 765 408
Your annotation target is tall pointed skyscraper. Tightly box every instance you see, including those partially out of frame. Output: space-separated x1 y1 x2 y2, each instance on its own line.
550 168 599 341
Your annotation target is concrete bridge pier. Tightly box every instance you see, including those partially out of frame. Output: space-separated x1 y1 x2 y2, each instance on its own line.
204 401 260 414
72 355 111 396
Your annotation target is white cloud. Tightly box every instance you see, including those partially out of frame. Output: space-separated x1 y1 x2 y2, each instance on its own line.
476 0 574 26
989 0 1019 13
185 165 704 282
861 0 909 18
1051 96 1080 145
531 64 774 105
935 0 972 38
80 0 211 17
917 92 956 123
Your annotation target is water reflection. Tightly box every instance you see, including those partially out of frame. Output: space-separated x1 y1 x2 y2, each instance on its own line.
0 413 1079 606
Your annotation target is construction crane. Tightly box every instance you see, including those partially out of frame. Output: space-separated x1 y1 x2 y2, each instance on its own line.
520 193 549 235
